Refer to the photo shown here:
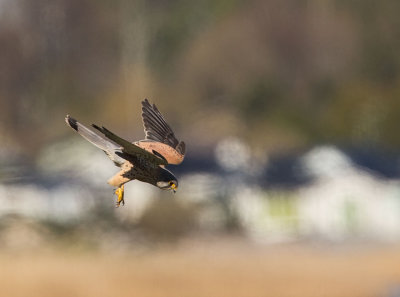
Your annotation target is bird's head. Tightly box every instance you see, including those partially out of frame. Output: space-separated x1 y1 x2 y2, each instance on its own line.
156 168 179 193
157 179 178 193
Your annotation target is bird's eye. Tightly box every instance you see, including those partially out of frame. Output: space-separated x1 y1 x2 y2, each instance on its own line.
169 181 173 186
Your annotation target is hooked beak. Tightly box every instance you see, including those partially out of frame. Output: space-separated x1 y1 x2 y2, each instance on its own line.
171 183 177 193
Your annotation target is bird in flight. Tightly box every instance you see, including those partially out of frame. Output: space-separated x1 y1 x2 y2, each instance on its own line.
65 99 185 207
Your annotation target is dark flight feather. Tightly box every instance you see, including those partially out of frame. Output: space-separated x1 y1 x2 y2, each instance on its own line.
141 99 186 155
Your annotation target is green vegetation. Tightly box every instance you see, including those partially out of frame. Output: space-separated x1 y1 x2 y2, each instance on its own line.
1 0 400 158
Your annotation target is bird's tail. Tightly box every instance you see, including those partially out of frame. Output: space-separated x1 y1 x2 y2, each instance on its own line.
65 115 117 150
65 115 125 166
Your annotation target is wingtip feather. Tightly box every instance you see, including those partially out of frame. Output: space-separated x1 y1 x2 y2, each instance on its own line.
142 98 150 107
65 115 78 131
177 141 186 155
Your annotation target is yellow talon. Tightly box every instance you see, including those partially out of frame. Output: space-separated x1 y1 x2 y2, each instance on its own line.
114 185 125 207
170 183 176 193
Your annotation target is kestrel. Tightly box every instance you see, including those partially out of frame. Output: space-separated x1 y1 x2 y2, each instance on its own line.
65 99 185 207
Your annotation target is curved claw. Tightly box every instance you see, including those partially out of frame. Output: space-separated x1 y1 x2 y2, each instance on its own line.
114 185 125 207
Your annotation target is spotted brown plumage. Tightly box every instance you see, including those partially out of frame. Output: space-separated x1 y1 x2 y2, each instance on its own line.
65 99 185 207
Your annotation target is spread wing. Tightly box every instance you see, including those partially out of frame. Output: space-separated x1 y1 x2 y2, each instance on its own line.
141 99 186 157
91 124 168 166
65 115 126 166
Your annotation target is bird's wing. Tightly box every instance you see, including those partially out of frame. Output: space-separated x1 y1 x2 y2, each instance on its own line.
65 115 126 166
91 124 168 166
141 99 186 161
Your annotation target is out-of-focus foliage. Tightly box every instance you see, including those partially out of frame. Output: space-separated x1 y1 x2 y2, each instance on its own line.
2 6 400 297
1 0 400 158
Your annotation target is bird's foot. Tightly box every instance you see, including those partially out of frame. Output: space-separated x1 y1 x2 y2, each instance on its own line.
114 185 125 207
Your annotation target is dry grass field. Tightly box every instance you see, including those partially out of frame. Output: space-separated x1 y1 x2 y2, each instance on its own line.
1 239 400 297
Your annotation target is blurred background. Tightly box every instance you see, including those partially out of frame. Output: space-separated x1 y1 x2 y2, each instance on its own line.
1 0 400 296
